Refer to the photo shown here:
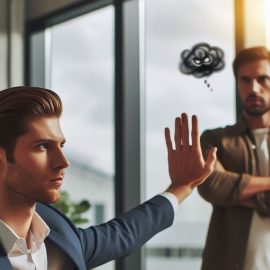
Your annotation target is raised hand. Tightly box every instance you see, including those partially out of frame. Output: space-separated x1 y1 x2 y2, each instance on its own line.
165 113 216 202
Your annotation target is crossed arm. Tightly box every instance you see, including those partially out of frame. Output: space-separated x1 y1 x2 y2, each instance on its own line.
164 113 217 203
240 176 270 200
198 158 270 213
198 129 270 215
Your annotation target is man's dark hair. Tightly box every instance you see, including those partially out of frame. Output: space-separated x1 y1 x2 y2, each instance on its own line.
233 46 270 78
0 86 62 162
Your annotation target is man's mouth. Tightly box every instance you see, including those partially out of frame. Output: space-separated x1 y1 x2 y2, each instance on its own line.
49 176 64 186
246 95 264 106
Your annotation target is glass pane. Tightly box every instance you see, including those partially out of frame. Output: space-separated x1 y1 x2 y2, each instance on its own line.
144 1 235 269
49 6 114 270
30 31 45 87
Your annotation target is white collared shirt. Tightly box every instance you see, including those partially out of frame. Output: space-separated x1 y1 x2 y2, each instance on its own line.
0 212 50 270
244 128 270 270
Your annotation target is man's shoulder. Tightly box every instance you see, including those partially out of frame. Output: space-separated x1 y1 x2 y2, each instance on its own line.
202 122 240 138
36 203 77 231
200 118 249 149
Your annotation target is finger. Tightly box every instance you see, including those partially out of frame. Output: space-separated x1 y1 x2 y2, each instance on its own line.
181 113 190 147
165 128 173 152
191 115 200 148
192 147 217 187
174 117 182 148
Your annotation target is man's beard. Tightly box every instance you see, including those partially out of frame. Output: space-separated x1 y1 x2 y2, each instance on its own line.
243 94 270 116
244 103 270 116
6 163 61 205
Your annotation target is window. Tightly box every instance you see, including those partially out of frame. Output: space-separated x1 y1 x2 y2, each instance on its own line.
30 5 115 270
144 1 235 269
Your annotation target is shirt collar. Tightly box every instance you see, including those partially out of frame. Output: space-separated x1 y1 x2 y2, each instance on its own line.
0 212 50 255
31 211 50 244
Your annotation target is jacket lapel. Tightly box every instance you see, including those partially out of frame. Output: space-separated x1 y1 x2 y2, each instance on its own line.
0 244 12 270
47 231 86 270
36 203 86 270
0 256 12 270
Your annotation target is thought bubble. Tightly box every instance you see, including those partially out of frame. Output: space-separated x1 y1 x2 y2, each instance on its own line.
179 43 225 78
204 79 213 92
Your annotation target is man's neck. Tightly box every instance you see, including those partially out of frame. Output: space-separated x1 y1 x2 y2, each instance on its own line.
244 111 270 129
0 191 35 241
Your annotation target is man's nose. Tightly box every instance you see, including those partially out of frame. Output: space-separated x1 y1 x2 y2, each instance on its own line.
54 149 70 170
251 79 261 93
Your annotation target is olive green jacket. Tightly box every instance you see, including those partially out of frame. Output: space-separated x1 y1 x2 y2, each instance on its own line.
198 116 270 270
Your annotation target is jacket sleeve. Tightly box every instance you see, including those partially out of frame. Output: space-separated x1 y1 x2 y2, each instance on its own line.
78 195 174 268
197 129 250 206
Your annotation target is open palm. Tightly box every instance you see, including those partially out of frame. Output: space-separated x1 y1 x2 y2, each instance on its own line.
165 113 216 201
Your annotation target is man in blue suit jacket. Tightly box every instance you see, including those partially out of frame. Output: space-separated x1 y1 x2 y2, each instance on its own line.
0 86 216 270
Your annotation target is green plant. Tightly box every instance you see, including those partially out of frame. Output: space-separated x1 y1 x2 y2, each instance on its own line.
54 191 91 225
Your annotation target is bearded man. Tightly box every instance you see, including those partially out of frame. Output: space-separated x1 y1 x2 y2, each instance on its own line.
199 46 270 270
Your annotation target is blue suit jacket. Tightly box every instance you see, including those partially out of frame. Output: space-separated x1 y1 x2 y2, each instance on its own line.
0 195 174 270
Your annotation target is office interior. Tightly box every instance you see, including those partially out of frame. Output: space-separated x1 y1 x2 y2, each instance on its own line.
0 0 270 269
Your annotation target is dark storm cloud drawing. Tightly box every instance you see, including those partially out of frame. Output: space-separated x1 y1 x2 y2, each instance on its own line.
179 43 225 78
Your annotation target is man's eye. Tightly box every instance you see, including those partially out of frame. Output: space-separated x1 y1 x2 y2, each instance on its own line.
39 143 48 150
240 77 250 84
258 76 269 84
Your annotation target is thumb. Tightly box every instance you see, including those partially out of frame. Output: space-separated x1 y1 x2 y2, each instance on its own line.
191 147 217 188
204 147 217 175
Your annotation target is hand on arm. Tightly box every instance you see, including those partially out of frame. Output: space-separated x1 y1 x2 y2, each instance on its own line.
165 113 217 203
239 176 270 211
239 176 270 200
